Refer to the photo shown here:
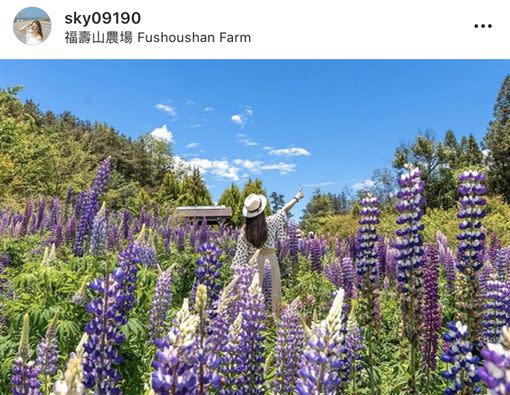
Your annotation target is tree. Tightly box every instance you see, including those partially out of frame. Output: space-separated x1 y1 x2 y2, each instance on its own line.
269 192 285 212
485 75 510 202
179 167 212 206
300 188 348 231
218 183 242 225
393 131 457 209
157 172 181 207
370 168 397 207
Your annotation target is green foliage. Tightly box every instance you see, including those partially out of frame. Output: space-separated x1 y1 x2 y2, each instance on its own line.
393 130 484 209
485 75 510 203
218 183 242 226
157 172 181 207
0 87 194 209
178 167 213 206
300 188 350 231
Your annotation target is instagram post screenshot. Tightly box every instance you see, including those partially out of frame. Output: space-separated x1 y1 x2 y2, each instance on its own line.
1 0 510 394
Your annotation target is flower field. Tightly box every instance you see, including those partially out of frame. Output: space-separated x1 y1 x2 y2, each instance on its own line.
1 156 510 395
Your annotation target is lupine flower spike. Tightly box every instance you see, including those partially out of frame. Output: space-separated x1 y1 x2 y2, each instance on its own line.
456 170 487 342
12 313 41 395
395 164 426 392
478 326 510 394
296 288 351 394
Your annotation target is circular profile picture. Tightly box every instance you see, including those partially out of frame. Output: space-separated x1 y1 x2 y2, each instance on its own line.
13 7 51 45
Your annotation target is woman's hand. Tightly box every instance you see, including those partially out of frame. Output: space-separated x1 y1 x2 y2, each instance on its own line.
283 188 304 214
294 190 304 201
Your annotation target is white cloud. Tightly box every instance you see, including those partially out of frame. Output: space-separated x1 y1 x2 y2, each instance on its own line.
155 103 177 118
190 123 202 129
268 147 311 157
150 125 173 143
351 179 375 191
188 158 241 181
204 106 214 112
263 146 273 151
303 182 336 187
182 155 297 182
231 114 243 126
230 106 253 127
233 159 296 175
186 142 200 149
237 133 258 147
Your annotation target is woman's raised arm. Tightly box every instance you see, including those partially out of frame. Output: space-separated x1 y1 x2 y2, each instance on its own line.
282 188 304 214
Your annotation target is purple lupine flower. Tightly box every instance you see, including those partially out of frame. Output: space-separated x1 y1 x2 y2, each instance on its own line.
324 260 342 289
230 264 257 321
457 170 487 342
198 219 210 246
483 277 510 344
163 226 171 254
73 157 112 257
152 299 199 395
209 276 239 357
479 262 494 298
237 275 266 394
175 227 186 252
36 199 46 232
12 314 41 395
272 299 305 394
478 326 510 394
194 285 221 394
443 250 457 294
134 224 157 268
345 320 364 383
355 194 381 334
47 198 60 231
189 227 198 253
494 249 508 282
219 313 244 395
296 289 349 394
64 216 76 245
149 266 173 342
35 311 59 376
487 232 502 264
121 209 131 241
288 220 299 265
310 239 322 272
193 243 223 309
107 225 119 251
385 246 398 282
340 257 355 306
395 164 426 391
19 200 33 237
441 321 481 395
89 203 108 257
82 243 140 393
53 220 63 248
262 259 272 310
422 244 442 371
377 237 387 285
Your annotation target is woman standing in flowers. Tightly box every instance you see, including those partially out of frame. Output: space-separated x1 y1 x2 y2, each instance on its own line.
232 188 304 312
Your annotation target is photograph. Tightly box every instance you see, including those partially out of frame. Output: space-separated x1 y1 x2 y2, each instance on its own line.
1 59 510 394
12 7 51 46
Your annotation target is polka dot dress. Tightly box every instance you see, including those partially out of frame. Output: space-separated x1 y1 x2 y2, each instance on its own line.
232 210 288 267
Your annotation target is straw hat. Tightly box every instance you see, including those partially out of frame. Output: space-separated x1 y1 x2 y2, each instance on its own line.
242 193 267 218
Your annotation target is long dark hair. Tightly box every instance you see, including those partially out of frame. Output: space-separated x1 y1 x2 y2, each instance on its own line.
32 20 43 38
245 212 268 249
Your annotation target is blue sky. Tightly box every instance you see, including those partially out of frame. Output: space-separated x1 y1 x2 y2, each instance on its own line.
0 60 509 214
